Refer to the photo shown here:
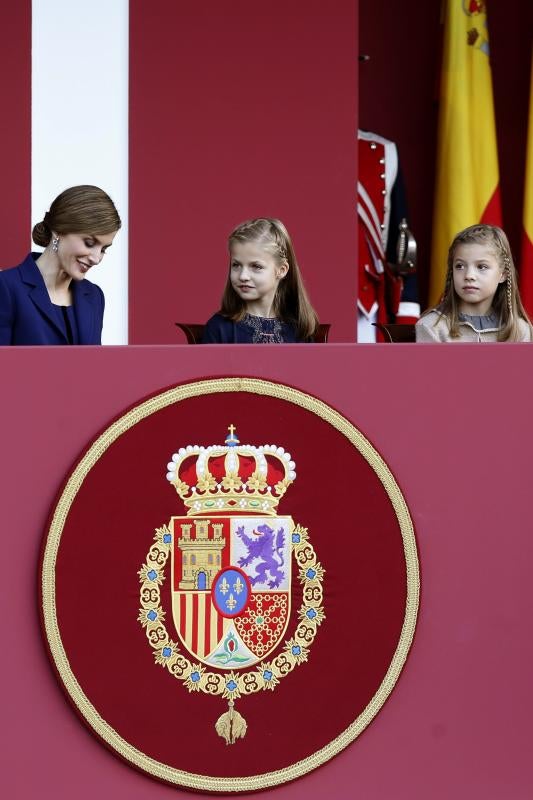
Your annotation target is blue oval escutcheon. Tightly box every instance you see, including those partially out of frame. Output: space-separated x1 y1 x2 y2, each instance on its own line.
211 567 251 618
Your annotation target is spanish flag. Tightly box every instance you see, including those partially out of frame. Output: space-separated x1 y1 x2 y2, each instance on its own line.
429 1 502 306
520 53 533 316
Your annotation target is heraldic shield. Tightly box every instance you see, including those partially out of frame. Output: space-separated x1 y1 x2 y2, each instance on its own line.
171 514 292 668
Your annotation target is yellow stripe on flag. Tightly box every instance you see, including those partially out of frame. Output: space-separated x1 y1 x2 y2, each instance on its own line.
429 0 502 306
522 53 533 244
520 51 533 315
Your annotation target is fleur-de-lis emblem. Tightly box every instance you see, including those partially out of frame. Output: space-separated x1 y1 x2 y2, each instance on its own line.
226 594 237 611
219 577 230 595
233 577 244 595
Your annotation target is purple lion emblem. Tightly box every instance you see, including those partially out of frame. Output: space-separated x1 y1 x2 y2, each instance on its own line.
236 523 286 589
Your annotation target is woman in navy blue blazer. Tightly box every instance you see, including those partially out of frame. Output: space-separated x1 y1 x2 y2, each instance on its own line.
0 185 121 345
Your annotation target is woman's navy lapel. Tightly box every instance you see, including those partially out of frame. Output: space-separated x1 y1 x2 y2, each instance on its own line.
71 279 96 343
19 254 67 342
17 253 99 344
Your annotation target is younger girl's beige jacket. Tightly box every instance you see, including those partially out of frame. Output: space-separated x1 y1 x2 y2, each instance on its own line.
415 310 533 342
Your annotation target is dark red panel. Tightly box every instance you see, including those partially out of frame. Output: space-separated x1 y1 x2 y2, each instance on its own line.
0 4 31 266
129 1 358 343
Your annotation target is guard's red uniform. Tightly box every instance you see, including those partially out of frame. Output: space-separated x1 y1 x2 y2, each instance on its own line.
357 131 420 341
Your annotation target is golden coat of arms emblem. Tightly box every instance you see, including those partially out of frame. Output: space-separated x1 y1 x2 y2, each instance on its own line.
138 424 325 743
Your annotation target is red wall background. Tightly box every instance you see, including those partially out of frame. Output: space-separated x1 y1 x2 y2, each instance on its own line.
0 3 31 266
359 0 533 310
2 343 533 798
129 0 358 343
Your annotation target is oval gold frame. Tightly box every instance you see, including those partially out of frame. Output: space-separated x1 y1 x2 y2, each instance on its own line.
41 377 419 793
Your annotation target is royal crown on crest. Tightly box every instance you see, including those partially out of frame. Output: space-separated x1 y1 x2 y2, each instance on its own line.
166 425 296 516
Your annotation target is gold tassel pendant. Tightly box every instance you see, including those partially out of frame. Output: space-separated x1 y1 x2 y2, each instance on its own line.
215 699 247 744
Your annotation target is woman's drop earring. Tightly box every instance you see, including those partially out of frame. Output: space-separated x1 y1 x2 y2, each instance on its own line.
52 237 59 253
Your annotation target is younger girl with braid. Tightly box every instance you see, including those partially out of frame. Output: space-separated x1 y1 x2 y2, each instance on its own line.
202 218 318 343
416 224 533 342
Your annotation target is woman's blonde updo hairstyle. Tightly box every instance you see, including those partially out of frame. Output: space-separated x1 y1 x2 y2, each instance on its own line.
32 185 121 247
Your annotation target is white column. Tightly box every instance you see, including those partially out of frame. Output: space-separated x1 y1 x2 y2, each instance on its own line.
32 0 129 344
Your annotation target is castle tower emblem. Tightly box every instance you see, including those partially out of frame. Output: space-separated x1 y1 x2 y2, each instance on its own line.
177 519 225 591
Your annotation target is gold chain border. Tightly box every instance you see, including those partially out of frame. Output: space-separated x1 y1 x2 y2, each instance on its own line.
41 377 420 793
138 523 325 697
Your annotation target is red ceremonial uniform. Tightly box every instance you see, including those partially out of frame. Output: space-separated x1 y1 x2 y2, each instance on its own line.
357 131 420 341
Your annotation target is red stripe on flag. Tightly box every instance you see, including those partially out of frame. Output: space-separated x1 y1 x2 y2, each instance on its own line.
480 186 502 226
191 594 198 655
204 596 211 657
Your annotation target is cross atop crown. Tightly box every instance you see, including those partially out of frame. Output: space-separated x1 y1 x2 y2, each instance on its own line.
225 424 239 447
